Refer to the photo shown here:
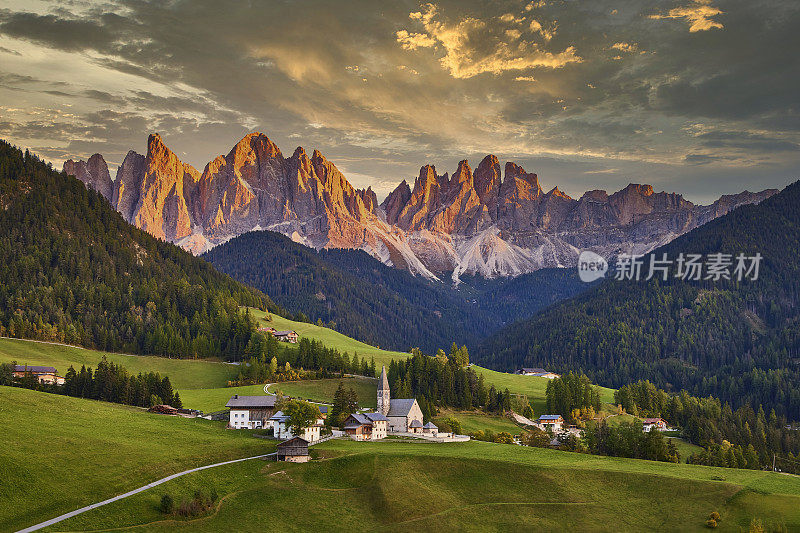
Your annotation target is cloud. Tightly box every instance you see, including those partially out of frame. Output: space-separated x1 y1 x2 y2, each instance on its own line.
395 3 581 79
650 0 724 32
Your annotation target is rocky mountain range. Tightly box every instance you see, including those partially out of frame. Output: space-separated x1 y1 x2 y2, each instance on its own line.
63 132 778 282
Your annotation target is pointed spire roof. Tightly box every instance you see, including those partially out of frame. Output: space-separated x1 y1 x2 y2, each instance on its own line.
378 365 389 391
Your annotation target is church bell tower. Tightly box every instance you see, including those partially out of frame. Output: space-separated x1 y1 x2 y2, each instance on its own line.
377 365 390 416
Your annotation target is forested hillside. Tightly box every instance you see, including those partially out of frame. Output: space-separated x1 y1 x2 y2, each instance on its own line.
0 140 277 360
475 181 800 420
203 230 589 352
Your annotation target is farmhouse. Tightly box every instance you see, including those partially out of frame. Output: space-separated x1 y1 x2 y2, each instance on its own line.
13 365 65 385
268 410 324 442
377 366 424 433
276 437 310 463
642 418 668 432
226 395 277 429
538 414 564 431
517 367 560 379
273 330 299 343
257 326 277 335
343 412 388 440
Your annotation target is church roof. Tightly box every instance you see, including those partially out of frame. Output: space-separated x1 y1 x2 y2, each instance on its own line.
378 365 389 392
423 422 438 429
410 419 423 428
387 398 417 417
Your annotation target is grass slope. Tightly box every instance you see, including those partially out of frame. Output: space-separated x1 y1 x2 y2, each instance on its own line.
250 308 411 369
268 377 379 409
0 387 273 532
433 409 521 435
47 440 800 532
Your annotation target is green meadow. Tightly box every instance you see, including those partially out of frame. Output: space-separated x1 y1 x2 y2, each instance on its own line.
40 435 800 532
250 308 412 369
0 386 273 533
0 337 237 389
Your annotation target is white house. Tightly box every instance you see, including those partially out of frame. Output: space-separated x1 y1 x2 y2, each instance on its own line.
538 414 564 432
267 410 324 442
642 418 668 432
342 412 388 440
226 395 277 429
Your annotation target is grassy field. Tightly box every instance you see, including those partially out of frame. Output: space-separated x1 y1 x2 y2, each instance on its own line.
0 337 237 390
0 386 273 532
250 308 412 369
268 377 378 409
433 409 522 435
45 438 800 532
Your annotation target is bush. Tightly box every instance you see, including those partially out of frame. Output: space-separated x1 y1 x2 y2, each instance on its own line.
706 519 717 528
159 494 174 514
709 511 721 522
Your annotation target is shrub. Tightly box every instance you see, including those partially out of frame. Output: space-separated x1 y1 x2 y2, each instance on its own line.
159 494 174 514
709 511 721 522
706 519 717 528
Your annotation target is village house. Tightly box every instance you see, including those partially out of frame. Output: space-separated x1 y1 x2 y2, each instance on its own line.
276 437 310 463
377 366 425 433
226 395 277 429
268 410 324 442
342 412 388 440
538 414 564 432
273 330 299 343
257 326 277 335
12 365 65 385
642 418 668 432
516 367 560 379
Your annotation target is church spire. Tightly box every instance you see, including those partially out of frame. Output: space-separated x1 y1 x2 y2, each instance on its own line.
377 365 390 416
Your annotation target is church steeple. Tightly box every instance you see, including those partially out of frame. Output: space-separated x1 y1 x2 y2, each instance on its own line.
377 365 390 416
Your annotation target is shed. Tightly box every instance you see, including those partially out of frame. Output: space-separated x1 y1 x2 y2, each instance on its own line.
276 437 310 463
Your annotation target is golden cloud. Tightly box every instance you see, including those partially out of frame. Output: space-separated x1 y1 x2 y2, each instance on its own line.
396 3 580 79
650 0 724 32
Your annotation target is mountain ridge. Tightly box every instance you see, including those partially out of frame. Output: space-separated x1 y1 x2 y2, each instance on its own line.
63 132 778 280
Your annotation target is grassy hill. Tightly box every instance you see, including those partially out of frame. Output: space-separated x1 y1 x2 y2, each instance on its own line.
0 337 238 389
0 386 272 532
40 436 800 532
250 308 411 369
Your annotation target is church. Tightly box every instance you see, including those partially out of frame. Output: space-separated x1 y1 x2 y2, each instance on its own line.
377 366 424 433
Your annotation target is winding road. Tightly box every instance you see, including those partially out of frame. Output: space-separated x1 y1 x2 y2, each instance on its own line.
16 453 275 533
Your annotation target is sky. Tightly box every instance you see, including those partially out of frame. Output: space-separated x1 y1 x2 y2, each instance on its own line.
0 0 798 203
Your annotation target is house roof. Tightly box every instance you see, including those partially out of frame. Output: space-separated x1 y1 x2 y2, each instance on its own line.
317 405 328 414
378 365 389 392
423 422 438 429
539 415 563 421
269 410 289 421
410 419 423 428
365 412 388 422
343 413 374 428
387 398 417 417
642 418 664 424
13 365 57 374
522 367 547 373
277 436 309 450
226 395 277 408
274 330 297 336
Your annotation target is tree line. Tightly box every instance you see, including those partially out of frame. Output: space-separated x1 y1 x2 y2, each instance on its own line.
615 380 800 472
1 356 182 409
387 348 512 422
